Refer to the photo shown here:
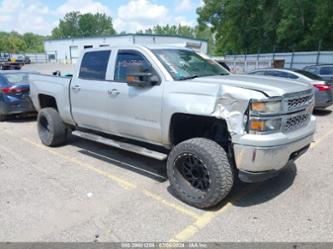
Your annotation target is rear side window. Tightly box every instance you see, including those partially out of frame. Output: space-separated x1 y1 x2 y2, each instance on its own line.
79 50 111 80
286 73 298 79
264 70 290 79
249 71 266 75
295 69 322 80
320 66 333 75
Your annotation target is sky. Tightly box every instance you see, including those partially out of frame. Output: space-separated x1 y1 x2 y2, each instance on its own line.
0 0 204 35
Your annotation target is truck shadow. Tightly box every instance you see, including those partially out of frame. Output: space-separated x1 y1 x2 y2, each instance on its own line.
4 114 37 123
69 135 297 208
227 163 297 209
166 163 297 210
313 109 332 116
70 136 168 183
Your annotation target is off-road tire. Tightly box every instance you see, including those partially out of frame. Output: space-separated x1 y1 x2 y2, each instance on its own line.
167 138 234 209
37 108 68 147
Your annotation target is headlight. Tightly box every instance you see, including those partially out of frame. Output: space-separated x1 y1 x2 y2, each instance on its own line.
249 118 282 133
250 99 282 115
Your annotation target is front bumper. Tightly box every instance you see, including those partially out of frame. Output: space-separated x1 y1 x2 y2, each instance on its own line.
233 116 315 180
238 144 309 182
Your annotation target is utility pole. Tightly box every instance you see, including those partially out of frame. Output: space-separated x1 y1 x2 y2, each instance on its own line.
316 39 322 65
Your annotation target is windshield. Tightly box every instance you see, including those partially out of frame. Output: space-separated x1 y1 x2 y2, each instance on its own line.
295 69 323 80
3 73 29 84
152 49 229 80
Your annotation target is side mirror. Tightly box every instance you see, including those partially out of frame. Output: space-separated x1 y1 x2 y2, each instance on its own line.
125 63 160 87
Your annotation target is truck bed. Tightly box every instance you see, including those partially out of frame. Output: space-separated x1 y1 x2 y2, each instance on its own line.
29 73 74 125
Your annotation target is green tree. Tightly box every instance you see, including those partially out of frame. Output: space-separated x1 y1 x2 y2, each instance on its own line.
0 34 10 52
195 25 216 55
79 13 98 37
311 0 333 50
0 31 43 53
7 36 27 53
276 0 316 51
197 0 333 54
51 11 116 39
0 32 45 53
52 12 81 39
22 32 45 52
93 13 116 36
277 0 333 51
198 0 279 54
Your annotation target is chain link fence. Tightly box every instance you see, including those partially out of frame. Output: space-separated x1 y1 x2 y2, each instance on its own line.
214 51 333 74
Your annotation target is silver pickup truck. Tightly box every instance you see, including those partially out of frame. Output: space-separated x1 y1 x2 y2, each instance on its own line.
29 45 316 208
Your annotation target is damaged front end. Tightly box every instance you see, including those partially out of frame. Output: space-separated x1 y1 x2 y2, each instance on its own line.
212 85 266 137
212 86 316 182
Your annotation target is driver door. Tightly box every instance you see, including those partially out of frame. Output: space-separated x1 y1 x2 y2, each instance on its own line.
106 49 164 144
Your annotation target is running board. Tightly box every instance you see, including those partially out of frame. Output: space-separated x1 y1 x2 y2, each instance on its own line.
72 130 168 161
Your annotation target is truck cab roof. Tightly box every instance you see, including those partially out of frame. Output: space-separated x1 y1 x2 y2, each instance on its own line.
83 44 194 52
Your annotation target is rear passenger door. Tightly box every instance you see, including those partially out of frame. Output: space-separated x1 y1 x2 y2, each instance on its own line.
70 50 112 132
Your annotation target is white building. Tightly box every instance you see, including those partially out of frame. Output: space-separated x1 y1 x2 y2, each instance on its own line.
44 34 208 63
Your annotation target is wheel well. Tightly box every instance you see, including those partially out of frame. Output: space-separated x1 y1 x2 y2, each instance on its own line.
38 94 58 110
169 113 231 150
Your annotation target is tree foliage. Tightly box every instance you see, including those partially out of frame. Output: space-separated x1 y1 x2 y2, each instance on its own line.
0 31 45 53
51 12 116 39
197 0 333 54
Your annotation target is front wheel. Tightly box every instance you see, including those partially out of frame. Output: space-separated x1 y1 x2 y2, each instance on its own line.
37 108 68 147
167 138 234 209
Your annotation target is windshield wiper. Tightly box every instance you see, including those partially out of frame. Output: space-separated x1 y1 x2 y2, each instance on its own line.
205 73 229 77
178 75 199 80
178 73 228 81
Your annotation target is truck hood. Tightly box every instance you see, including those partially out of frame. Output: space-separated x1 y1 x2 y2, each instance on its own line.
192 74 312 97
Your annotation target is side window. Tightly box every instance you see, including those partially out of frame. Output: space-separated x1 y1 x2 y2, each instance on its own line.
114 50 153 82
320 66 333 75
79 50 111 80
265 71 289 78
286 73 298 79
263 71 277 77
249 71 265 75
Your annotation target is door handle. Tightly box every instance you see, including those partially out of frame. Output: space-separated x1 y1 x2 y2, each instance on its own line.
108 89 120 96
71 85 81 92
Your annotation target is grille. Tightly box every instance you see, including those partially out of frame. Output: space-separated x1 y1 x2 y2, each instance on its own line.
283 112 311 132
287 94 313 112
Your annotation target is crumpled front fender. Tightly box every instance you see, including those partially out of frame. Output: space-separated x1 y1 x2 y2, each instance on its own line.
212 85 266 138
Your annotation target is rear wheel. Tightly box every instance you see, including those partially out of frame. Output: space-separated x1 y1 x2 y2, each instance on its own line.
37 108 68 147
167 138 234 209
